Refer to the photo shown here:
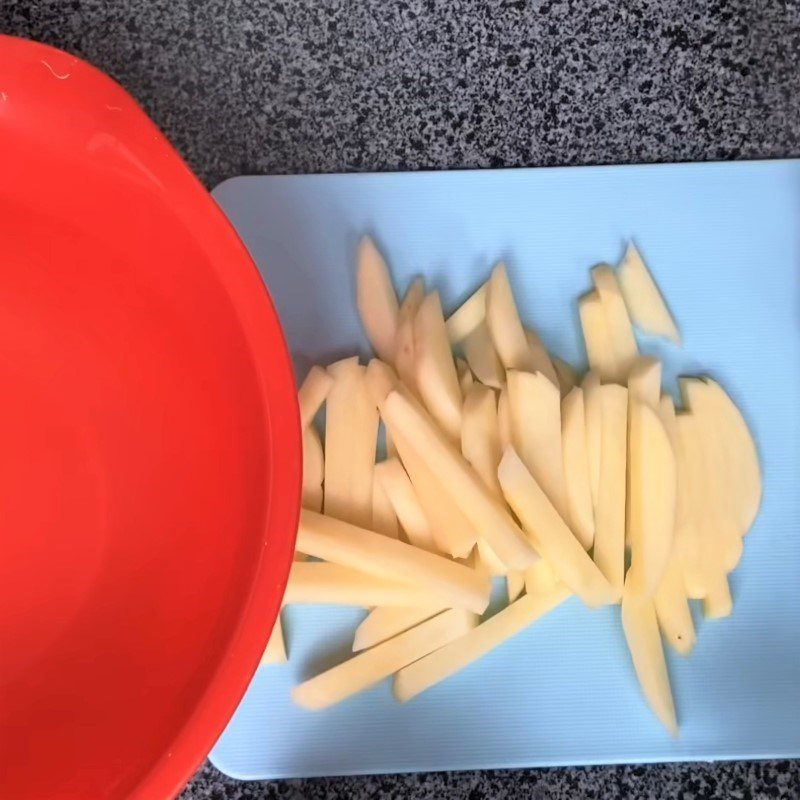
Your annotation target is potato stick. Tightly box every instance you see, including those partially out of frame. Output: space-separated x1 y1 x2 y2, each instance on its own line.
621 579 678 736
260 614 287 665
365 358 399 408
579 292 617 382
394 277 425 393
381 391 538 570
462 323 504 389
561 387 594 550
353 604 446 652
654 552 696 656
371 465 399 538
553 356 578 397
394 586 570 703
461 383 502 497
593 384 628 594
507 370 569 521
524 559 559 595
507 570 525 602
476 538 508 577
524 328 559 387
591 264 639 382
702 572 733 619
498 447 618 607
284 562 446 608
294 608 477 710
302 426 324 513
497 384 511 451
617 242 681 345
446 283 487 343
296 510 491 614
414 291 463 440
375 458 437 551
357 236 400 362
394 433 479 558
456 358 474 393
582 371 602 511
323 361 378 528
298 365 334 429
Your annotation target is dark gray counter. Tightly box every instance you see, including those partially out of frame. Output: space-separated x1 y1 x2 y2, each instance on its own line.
3 1 799 798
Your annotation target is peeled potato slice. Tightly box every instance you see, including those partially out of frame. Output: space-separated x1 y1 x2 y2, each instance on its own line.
593 384 628 594
284 562 445 607
446 283 487 344
702 572 733 619
414 291 463 440
462 323 504 389
579 291 617 382
302 426 324 513
357 237 400 362
394 277 425 392
353 604 446 652
524 559 559 594
476 539 508 578
375 458 436 551
461 383 502 497
582 371 602 512
617 242 681 345
297 510 491 614
394 585 570 703
627 401 677 597
621 578 678 736
498 447 619 607
561 387 594 550
380 391 538 570
507 570 525 602
506 370 569 521
294 608 478 710
591 264 639 382
654 553 696 655
497 384 511 451
371 465 399 538
298 365 334 429
553 357 578 397
525 328 559 387
260 615 287 665
324 360 379 528
456 358 474 393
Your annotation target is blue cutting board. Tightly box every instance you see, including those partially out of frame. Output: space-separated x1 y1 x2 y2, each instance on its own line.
209 161 800 780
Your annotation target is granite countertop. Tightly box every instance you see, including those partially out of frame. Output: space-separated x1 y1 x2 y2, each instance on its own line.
3 1 799 798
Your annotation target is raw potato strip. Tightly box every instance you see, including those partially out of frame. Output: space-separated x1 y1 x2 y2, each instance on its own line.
260 614 287 665
456 358 474 393
553 357 578 398
394 278 425 393
297 510 491 614
302 426 324 513
507 570 525 602
476 539 508 578
371 466 399 538
461 384 502 497
654 554 696 655
524 559 559 595
446 283 487 343
414 291 463 440
393 433 479 558
324 359 379 528
507 370 570 521
394 586 571 702
702 573 733 619
627 401 677 597
485 263 554 380
284 562 446 607
593 384 628 594
579 292 617 382
497 385 511 451
298 365 334 428
582 371 602 512
294 609 478 710
561 387 594 550
591 264 639 382
462 323 504 389
621 579 678 735
525 328 559 387
617 242 681 345
353 604 446 652
498 448 619 607
375 458 436 551
357 237 399 362
381 391 538 570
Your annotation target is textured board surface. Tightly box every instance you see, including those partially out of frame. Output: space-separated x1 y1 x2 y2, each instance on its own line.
209 161 800 779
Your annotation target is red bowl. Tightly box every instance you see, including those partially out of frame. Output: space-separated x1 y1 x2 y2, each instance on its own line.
0 36 301 799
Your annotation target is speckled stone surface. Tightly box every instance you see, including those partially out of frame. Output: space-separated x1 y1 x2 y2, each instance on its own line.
3 1 800 798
